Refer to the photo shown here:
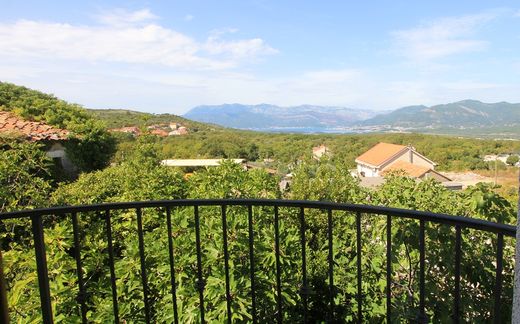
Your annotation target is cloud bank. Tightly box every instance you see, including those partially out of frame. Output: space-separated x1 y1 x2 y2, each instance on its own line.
0 9 276 70
0 8 517 113
391 13 495 61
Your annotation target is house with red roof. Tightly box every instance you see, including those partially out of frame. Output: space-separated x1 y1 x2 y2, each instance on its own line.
312 144 331 159
110 126 141 136
0 111 76 173
355 142 450 182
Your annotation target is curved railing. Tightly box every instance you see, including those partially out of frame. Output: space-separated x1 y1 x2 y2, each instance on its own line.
0 199 516 323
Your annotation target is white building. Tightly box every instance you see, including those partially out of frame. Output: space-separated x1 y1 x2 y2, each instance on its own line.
355 142 437 177
161 159 246 167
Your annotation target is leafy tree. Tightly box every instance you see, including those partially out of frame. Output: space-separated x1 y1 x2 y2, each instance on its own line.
65 119 116 172
0 82 116 172
0 139 52 212
506 154 519 166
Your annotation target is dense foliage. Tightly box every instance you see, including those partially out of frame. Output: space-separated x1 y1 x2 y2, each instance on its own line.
1 154 516 322
0 140 53 212
0 82 115 171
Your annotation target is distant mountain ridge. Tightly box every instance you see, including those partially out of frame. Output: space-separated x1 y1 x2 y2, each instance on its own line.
361 100 520 127
184 103 379 129
183 100 520 135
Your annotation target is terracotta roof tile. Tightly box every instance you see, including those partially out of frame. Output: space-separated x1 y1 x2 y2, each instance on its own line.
150 129 169 137
355 142 407 167
110 126 141 135
382 161 430 178
0 111 69 141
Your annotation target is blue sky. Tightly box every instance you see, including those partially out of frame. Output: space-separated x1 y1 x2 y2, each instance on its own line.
1 1 519 113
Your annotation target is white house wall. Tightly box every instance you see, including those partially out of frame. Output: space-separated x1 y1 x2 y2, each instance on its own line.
357 164 379 177
45 142 66 158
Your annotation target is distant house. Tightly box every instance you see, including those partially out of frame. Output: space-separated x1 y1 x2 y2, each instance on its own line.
312 144 331 159
355 142 458 188
110 126 141 136
150 129 169 137
356 143 437 177
355 142 438 178
0 111 75 172
161 159 246 167
168 126 189 136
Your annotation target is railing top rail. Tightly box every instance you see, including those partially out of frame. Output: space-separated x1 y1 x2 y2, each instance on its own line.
0 199 515 237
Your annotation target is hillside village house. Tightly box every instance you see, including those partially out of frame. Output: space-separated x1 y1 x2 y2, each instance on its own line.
109 126 141 137
312 144 331 159
355 142 451 182
161 159 246 168
0 111 75 172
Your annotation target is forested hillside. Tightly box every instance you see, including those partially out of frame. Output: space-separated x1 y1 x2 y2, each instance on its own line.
87 108 220 131
362 100 520 127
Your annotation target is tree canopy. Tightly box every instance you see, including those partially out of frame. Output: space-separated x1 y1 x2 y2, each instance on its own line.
0 82 115 171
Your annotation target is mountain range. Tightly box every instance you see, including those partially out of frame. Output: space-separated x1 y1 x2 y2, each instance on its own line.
361 100 520 127
183 104 379 130
183 100 520 136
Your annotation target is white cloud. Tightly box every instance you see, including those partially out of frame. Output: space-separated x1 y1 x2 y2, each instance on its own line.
0 9 277 70
392 13 495 61
1 8 518 114
184 14 194 22
204 37 278 59
96 8 158 26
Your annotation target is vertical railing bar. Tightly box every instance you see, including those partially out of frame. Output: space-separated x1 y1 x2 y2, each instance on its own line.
31 215 53 324
386 214 392 323
454 225 461 324
274 206 283 323
166 207 179 324
418 220 426 323
299 207 308 323
493 233 504 324
247 205 257 324
0 249 9 324
104 210 119 323
72 212 87 323
327 209 334 322
356 212 362 324
136 208 151 323
194 205 205 323
221 205 232 323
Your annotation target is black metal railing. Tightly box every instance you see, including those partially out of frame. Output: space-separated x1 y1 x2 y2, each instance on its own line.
0 199 516 323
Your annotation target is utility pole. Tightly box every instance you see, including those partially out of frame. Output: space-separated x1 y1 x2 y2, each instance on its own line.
495 157 498 186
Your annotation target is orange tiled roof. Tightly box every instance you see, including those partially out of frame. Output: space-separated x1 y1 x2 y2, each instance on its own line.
110 126 141 135
150 129 169 137
312 144 328 152
356 142 407 167
382 161 430 178
0 111 69 141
